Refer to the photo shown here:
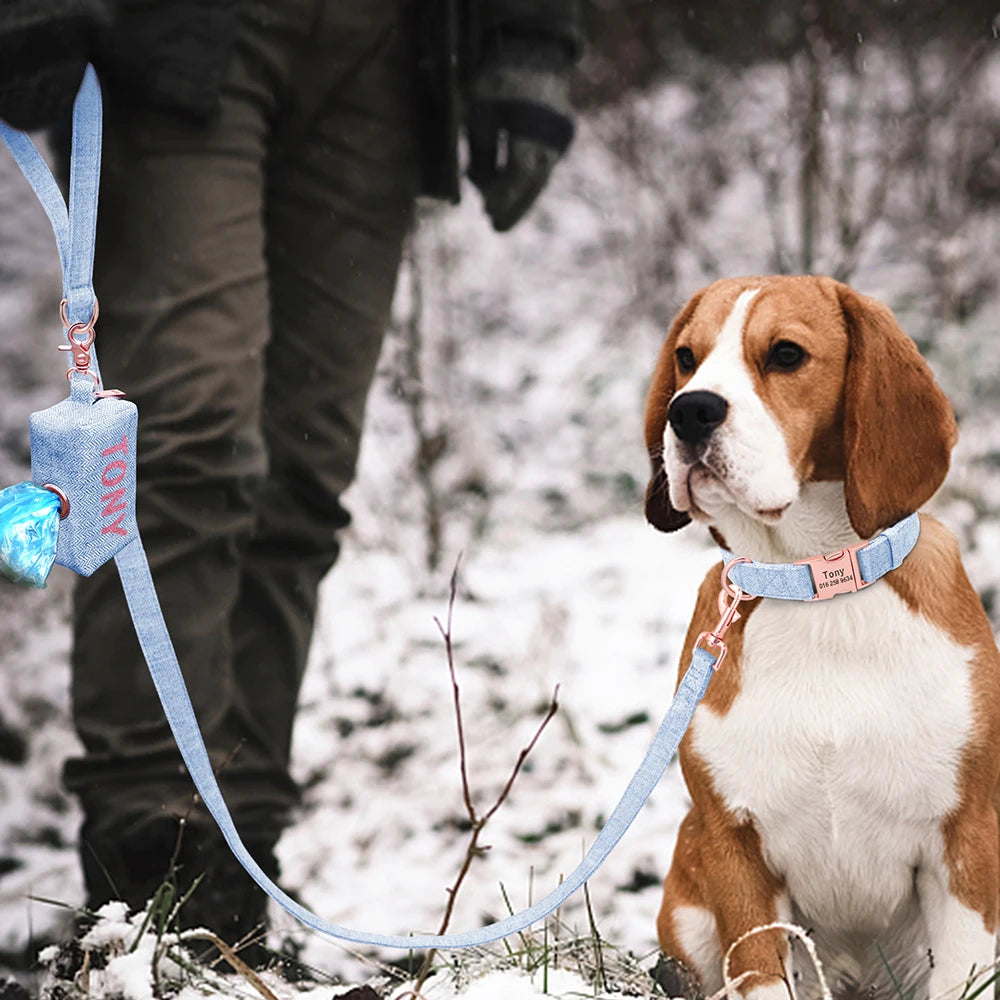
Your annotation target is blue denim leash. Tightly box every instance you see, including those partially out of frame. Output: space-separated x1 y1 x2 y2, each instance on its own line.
1 68 920 950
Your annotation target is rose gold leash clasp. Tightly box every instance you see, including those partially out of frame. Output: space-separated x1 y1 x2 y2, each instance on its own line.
58 297 99 383
56 298 126 398
695 556 752 670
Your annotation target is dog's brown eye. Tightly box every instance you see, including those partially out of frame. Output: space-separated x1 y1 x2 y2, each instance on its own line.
767 340 806 372
675 346 697 373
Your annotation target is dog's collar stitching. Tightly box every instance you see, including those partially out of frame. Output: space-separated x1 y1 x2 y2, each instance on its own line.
720 511 921 601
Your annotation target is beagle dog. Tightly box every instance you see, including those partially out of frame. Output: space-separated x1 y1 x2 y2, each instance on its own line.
645 276 1000 1000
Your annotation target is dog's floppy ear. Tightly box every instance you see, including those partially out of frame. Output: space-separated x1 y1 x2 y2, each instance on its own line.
836 282 957 539
643 293 703 532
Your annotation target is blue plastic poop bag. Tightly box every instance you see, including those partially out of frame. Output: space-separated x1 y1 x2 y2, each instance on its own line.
0 481 62 587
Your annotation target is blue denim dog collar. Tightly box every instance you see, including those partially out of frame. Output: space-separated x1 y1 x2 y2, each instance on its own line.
721 511 920 602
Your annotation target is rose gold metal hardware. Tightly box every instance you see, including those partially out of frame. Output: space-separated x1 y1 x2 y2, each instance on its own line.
64 369 102 386
795 540 869 600
42 483 70 519
57 297 101 384
695 576 751 670
721 555 751 600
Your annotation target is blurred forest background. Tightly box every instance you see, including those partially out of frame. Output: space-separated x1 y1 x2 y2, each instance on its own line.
0 0 998 987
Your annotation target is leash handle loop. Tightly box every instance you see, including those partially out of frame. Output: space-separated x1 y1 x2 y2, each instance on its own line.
0 65 104 386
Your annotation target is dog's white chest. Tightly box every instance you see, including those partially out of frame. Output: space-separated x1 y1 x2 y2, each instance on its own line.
691 580 975 932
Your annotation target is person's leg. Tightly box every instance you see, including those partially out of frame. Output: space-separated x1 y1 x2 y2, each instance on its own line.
63 12 296 913
223 0 419 827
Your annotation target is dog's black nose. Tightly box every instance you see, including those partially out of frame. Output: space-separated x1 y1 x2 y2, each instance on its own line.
668 391 729 445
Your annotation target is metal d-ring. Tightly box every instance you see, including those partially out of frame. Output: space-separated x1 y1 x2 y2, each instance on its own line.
721 555 751 599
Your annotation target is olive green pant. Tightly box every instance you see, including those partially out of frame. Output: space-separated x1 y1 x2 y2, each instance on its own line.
63 0 418 852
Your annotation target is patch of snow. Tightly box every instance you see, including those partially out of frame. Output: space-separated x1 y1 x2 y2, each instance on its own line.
390 966 633 999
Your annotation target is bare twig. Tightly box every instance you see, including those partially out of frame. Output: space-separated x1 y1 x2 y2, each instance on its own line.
483 690 559 826
415 561 560 992
436 560 474 821
583 881 608 995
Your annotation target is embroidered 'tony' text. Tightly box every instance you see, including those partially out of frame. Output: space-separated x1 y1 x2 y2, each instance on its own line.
100 435 129 536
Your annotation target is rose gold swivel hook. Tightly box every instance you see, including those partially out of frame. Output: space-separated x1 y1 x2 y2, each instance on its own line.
56 298 125 398
57 297 100 384
694 556 752 669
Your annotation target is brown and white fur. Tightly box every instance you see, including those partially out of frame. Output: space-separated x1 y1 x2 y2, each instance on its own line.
645 276 1000 1000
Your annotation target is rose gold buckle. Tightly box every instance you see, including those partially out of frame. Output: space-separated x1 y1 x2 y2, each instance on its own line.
795 541 869 600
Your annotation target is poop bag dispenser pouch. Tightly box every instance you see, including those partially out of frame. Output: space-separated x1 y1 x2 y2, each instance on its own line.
29 377 138 579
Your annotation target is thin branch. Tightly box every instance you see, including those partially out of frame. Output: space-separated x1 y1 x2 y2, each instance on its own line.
415 560 560 992
434 559 474 822
483 686 560 825
583 881 608 995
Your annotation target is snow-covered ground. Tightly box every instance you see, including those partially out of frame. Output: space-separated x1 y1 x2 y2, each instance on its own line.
1 43 999 999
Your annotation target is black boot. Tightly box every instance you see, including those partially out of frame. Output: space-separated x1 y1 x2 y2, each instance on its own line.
80 816 279 967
